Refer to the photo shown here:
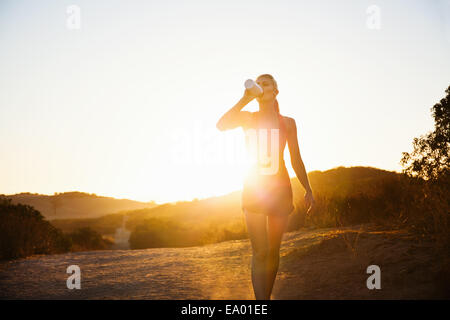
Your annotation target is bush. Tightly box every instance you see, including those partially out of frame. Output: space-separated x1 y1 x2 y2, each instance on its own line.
0 199 71 260
129 218 196 249
287 173 449 249
128 216 248 249
67 227 113 251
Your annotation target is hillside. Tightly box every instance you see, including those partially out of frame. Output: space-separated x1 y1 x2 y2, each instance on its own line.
50 166 402 243
0 192 157 220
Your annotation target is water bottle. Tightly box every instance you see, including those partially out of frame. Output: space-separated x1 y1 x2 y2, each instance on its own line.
244 79 263 97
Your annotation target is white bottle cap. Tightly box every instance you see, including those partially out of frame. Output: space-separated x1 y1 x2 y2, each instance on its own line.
244 79 255 89
244 79 263 96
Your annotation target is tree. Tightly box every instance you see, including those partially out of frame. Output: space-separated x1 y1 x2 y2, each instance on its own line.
401 85 450 181
0 199 71 259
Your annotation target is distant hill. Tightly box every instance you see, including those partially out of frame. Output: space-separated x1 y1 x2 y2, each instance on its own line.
305 166 400 198
0 192 157 220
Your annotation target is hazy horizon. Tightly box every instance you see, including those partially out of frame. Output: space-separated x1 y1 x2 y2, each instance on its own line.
1 0 449 203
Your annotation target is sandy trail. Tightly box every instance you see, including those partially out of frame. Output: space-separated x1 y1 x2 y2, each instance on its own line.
0 225 446 299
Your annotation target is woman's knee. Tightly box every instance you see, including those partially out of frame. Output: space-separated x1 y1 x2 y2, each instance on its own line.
252 247 268 262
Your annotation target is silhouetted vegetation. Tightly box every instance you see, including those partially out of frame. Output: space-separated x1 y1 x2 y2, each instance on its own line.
128 217 247 249
0 199 115 260
52 213 125 235
289 169 402 229
0 199 71 260
399 85 450 249
289 86 450 250
67 227 113 251
401 85 449 181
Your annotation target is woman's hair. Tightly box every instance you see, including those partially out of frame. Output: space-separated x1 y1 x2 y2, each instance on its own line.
257 74 286 136
257 74 280 113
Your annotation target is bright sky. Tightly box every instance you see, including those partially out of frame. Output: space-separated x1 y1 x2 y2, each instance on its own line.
1 0 449 203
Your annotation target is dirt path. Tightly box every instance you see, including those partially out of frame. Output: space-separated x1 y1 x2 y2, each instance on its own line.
0 225 447 299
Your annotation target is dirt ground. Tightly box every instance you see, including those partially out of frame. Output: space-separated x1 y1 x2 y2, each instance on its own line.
275 225 449 299
0 225 448 299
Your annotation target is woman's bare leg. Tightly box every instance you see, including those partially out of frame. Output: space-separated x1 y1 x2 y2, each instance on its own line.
244 209 268 300
265 214 289 300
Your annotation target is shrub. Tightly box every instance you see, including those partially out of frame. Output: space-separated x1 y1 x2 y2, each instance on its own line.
67 227 113 251
0 199 71 260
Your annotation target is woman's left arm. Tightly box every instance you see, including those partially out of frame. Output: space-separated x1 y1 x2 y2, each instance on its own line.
285 117 315 210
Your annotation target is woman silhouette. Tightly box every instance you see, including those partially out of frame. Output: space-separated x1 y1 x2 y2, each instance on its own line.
216 74 315 300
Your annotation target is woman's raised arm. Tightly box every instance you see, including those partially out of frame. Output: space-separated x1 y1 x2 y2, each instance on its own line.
216 91 254 131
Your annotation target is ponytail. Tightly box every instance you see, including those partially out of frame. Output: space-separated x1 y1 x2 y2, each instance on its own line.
274 99 286 137
274 99 280 114
256 73 285 133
